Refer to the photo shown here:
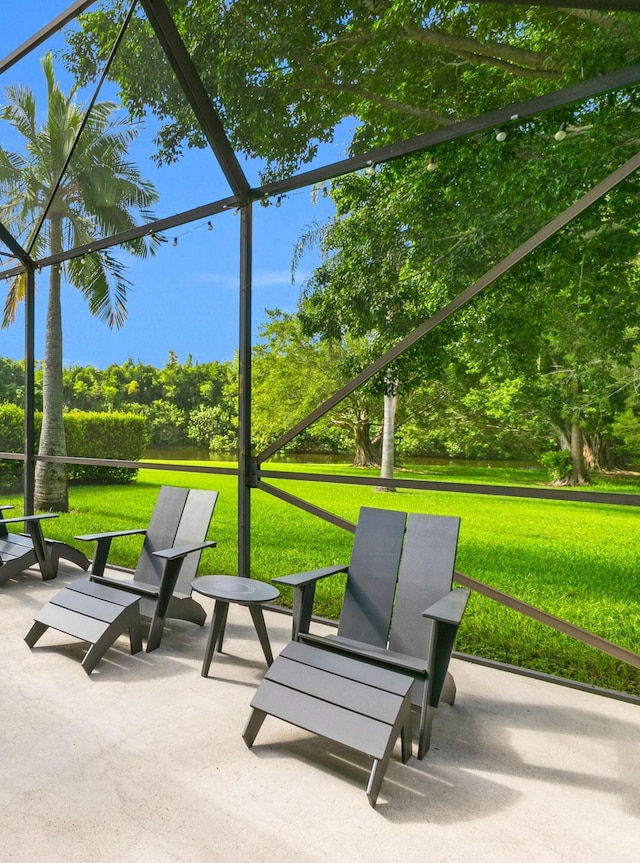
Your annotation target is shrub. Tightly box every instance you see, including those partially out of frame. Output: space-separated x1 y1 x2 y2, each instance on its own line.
0 403 26 491
65 411 148 484
140 400 188 446
539 449 572 483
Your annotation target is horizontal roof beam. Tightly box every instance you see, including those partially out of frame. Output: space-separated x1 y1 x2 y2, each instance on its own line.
472 0 640 10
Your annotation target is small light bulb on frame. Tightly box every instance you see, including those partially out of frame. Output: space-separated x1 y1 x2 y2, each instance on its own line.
554 123 568 142
495 129 507 143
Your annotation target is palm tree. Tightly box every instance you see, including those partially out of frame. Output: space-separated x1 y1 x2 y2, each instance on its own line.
0 53 159 511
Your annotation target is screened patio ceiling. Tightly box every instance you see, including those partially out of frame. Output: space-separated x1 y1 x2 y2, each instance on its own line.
1 1 640 685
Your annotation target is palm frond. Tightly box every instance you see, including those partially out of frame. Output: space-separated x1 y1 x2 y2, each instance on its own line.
2 274 26 328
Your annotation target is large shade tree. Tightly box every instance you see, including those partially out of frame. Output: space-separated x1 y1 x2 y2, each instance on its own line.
0 53 159 510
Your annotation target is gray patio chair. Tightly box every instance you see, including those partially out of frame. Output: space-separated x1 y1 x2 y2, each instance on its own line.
75 486 218 651
1 505 90 585
274 507 469 758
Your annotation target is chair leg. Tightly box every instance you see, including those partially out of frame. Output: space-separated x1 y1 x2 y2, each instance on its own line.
417 705 435 760
128 613 143 655
24 620 48 648
146 611 167 653
400 717 412 764
242 708 267 748
82 631 118 675
248 605 274 666
440 670 457 706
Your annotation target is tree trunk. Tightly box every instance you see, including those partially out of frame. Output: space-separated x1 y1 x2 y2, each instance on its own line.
34 247 68 512
569 421 589 486
352 413 378 467
584 433 625 471
377 392 397 491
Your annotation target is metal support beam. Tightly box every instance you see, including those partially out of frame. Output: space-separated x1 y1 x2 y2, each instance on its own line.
258 150 640 462
140 0 251 202
0 0 97 75
471 1 640 10
23 266 36 514
25 2 137 258
255 62 640 201
237 204 253 577
0 222 32 268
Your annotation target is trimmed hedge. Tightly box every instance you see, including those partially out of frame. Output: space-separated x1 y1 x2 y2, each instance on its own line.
0 403 25 491
65 411 147 484
0 408 147 490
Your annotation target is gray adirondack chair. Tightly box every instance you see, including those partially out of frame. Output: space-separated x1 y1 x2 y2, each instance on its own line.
275 507 469 758
1 505 89 585
75 486 218 651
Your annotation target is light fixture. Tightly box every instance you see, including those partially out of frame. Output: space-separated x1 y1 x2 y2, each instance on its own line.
495 129 507 143
173 237 178 247
365 160 375 176
275 196 282 208
207 221 213 231
427 157 437 172
554 123 568 142
322 186 328 198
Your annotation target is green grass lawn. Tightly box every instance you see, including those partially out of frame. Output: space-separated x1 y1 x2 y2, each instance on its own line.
3 460 639 695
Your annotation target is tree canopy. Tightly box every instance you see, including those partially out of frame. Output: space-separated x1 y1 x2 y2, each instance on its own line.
65 2 640 178
61 3 640 480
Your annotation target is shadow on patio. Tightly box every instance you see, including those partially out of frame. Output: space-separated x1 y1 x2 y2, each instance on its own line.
1 563 638 863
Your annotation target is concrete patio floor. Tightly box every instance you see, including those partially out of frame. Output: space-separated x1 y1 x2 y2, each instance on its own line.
1 563 639 863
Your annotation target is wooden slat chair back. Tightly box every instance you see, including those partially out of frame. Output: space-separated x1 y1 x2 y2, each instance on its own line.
336 507 406 647
389 513 461 708
133 486 215 594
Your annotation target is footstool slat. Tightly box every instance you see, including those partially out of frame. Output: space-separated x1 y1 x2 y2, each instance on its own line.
266 658 407 725
250 678 395 760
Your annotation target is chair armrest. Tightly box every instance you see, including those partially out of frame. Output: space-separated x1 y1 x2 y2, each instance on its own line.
0 513 58 525
152 540 216 560
275 564 348 641
0 513 59 579
75 528 147 542
422 588 470 626
274 564 348 588
76 529 147 577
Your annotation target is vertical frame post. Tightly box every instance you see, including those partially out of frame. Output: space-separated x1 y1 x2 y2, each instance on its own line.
24 264 36 514
237 203 253 577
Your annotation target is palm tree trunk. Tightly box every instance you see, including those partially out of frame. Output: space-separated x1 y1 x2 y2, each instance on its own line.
34 232 68 511
377 393 397 492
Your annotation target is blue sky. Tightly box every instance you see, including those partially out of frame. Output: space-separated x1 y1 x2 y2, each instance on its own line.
0 1 338 369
